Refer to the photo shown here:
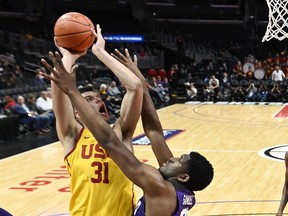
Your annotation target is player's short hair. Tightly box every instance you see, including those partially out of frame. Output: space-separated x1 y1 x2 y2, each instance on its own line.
78 83 99 94
185 152 214 191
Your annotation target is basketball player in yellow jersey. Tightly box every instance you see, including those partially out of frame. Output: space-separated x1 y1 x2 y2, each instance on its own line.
48 24 143 215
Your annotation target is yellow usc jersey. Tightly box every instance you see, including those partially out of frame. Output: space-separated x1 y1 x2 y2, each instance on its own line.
64 128 135 216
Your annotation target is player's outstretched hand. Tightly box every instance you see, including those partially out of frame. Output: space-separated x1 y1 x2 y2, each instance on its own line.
40 51 78 95
112 48 147 83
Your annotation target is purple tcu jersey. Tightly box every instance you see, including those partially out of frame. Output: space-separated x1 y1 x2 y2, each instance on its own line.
134 189 196 216
0 208 12 216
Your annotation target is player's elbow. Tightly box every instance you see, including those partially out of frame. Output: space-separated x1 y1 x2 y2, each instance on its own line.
127 78 143 91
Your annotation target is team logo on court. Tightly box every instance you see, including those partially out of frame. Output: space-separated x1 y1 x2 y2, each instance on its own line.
258 144 288 161
132 129 185 145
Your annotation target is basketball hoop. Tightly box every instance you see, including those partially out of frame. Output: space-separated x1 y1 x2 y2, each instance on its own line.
262 0 288 42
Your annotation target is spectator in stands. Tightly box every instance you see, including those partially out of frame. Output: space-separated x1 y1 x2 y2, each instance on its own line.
46 87 52 99
89 68 98 82
168 64 178 81
274 53 281 66
26 94 54 128
99 83 108 97
94 83 119 118
282 59 288 78
263 60 273 79
178 63 188 79
36 91 55 126
232 60 242 75
245 82 258 101
150 76 168 101
138 47 145 57
254 60 262 70
0 57 10 75
147 77 167 104
185 73 194 84
158 68 167 80
219 62 229 72
156 75 163 86
219 72 230 88
208 74 220 102
13 64 23 78
148 76 158 89
203 84 213 101
0 76 8 89
5 76 16 88
107 81 121 96
107 81 122 104
219 82 234 102
282 86 288 102
162 77 172 96
4 95 16 112
24 31 33 41
234 85 246 102
269 83 283 102
232 60 245 81
12 96 50 135
206 61 214 71
0 59 4 75
36 91 52 113
246 66 254 81
26 94 39 113
271 65 286 83
33 72 47 86
185 82 197 101
256 84 269 102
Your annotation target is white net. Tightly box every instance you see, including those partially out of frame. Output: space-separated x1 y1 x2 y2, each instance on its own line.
262 0 288 42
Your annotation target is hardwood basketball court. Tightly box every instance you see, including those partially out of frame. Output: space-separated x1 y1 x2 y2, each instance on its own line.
1 103 287 215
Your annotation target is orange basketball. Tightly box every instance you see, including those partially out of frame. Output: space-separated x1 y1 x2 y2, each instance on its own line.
54 12 95 52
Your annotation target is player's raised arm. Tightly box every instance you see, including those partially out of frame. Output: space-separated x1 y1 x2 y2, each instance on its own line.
111 48 173 165
91 24 143 149
50 39 86 155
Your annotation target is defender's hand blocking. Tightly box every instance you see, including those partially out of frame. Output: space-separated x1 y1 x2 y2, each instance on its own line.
111 48 139 75
40 51 78 95
112 48 136 65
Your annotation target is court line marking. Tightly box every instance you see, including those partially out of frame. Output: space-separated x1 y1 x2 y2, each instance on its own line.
197 199 278 204
172 104 288 127
135 148 258 153
273 105 288 118
198 200 281 215
204 214 282 216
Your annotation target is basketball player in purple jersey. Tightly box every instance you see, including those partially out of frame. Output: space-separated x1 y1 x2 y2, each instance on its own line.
112 48 209 215
41 24 214 216
0 208 12 216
